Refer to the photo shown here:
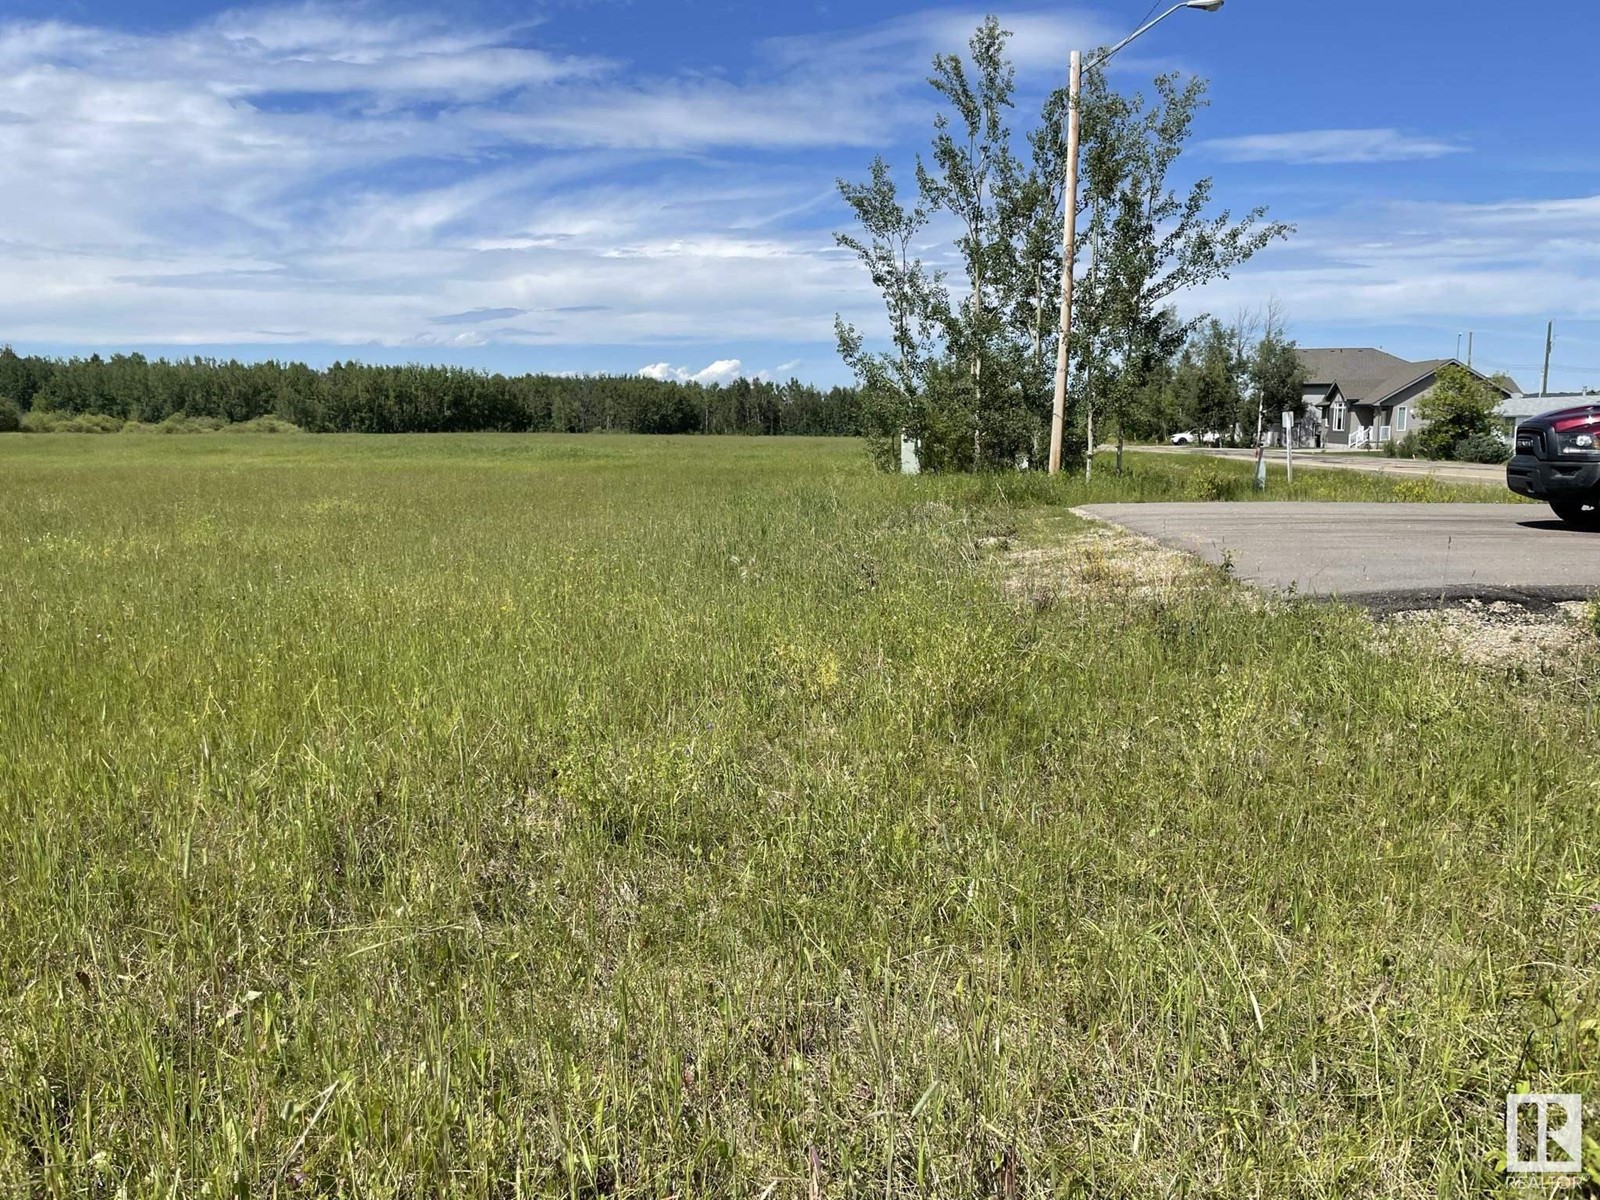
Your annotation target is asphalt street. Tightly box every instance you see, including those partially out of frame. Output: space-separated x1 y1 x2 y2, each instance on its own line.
1076 502 1600 607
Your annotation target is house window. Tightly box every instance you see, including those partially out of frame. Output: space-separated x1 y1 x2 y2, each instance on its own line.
1397 406 1409 433
1333 402 1346 432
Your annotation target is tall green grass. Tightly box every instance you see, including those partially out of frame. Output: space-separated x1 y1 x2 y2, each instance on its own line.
0 435 1591 1197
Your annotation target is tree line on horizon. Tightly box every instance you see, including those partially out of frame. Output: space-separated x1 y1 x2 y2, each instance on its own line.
0 348 863 437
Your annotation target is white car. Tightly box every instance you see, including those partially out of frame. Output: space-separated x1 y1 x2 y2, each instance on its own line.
1170 431 1197 445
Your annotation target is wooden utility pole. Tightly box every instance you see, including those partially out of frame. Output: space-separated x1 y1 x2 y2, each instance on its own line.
1541 321 1554 397
1045 2 1224 474
1047 50 1082 476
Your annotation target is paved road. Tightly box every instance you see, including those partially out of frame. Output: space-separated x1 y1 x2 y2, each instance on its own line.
1137 445 1506 486
1077 502 1600 608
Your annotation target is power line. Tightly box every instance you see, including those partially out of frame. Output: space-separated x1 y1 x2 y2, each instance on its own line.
1480 361 1600 374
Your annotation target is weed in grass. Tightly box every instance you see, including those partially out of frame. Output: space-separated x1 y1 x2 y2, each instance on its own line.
1183 465 1244 502
1393 477 1447 504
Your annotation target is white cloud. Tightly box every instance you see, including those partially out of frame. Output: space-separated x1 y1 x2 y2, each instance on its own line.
463 9 1108 154
0 3 1030 352
640 359 748 385
1200 128 1466 165
3 0 1589 379
763 9 1108 79
1186 193 1600 331
403 329 489 348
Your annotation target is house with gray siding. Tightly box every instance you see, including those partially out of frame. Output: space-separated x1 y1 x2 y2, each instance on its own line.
1294 348 1519 449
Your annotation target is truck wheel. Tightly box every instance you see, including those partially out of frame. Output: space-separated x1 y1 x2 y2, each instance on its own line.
1550 498 1600 528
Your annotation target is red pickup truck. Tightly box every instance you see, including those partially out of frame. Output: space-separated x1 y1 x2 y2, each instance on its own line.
1507 403 1600 527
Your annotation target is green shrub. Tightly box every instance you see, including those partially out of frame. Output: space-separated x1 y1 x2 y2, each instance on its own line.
232 415 302 434
158 414 226 434
66 412 126 433
1383 432 1419 459
1417 364 1504 458
121 415 301 434
1453 431 1510 464
1183 466 1243 502
0 398 19 433
21 411 126 433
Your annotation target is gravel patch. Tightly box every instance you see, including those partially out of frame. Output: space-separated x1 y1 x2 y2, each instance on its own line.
1382 599 1595 671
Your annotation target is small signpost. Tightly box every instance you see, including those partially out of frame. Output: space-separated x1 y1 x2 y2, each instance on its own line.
1283 410 1294 485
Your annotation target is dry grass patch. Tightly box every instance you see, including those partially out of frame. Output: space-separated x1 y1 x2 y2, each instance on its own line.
997 516 1218 609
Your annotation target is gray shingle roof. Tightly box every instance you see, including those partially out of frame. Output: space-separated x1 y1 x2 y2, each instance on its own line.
1502 393 1595 419
1296 348 1520 406
1297 348 1415 402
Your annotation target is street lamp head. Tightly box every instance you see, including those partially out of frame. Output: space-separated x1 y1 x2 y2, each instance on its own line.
1185 0 1225 10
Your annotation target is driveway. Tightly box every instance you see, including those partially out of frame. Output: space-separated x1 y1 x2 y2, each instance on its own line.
1076 502 1600 608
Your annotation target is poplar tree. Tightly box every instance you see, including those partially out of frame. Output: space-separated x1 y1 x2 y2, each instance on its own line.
836 18 1294 473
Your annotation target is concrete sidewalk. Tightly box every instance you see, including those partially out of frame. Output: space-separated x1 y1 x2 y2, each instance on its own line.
1077 502 1600 607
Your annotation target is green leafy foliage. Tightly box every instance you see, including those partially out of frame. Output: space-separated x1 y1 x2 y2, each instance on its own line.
1182 463 1243 501
1073 72 1292 465
1383 431 1421 459
21 409 125 433
1417 363 1505 459
0 397 19 432
1246 314 1308 436
835 20 1290 473
1453 430 1512 463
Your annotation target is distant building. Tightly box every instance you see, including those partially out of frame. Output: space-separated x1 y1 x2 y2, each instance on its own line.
1293 348 1520 449
1500 392 1595 435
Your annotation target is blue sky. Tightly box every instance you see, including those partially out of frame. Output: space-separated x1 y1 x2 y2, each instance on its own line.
0 0 1596 391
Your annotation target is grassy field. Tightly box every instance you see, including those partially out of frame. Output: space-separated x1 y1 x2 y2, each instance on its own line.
0 434 1593 1197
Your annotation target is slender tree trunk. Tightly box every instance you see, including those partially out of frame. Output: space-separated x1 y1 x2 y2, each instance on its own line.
973 356 982 466
1252 386 1267 490
1031 271 1044 362
1084 203 1102 481
969 289 983 466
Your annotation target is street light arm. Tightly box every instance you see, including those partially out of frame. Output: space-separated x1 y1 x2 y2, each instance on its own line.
1086 0 1221 71
1086 2 1188 71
